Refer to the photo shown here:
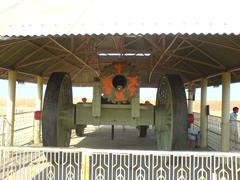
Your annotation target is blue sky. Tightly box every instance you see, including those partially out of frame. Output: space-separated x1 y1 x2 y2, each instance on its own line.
0 79 240 100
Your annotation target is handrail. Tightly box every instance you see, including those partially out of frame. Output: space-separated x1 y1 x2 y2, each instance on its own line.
0 111 35 146
193 112 240 151
0 111 35 117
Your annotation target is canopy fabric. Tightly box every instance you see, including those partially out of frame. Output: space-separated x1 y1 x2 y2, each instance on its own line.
0 0 240 36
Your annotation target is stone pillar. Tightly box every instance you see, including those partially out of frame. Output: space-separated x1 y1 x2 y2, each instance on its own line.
188 82 194 114
200 78 208 148
221 72 231 151
6 70 16 146
34 76 43 144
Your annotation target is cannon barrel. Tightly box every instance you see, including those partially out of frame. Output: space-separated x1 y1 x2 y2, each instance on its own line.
100 63 139 103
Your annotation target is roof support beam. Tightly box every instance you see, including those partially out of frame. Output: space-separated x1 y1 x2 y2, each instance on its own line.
0 44 28 62
171 36 211 68
124 36 142 47
70 35 75 52
16 54 68 69
15 41 52 67
168 54 223 70
162 40 185 64
49 37 99 76
0 37 41 48
182 36 240 52
148 36 178 82
179 36 226 69
74 36 92 52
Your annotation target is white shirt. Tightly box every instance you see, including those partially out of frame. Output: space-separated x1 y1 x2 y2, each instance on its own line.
188 127 198 140
230 112 237 121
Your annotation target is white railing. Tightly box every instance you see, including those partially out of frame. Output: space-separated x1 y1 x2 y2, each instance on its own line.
193 112 240 151
0 112 35 146
0 147 240 180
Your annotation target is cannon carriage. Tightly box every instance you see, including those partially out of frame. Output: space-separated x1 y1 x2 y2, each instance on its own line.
41 62 188 150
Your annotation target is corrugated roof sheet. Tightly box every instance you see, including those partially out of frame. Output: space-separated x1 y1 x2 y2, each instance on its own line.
0 0 240 36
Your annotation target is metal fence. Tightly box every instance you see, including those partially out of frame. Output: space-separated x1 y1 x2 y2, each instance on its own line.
193 113 240 151
0 111 239 151
0 112 35 146
0 147 240 180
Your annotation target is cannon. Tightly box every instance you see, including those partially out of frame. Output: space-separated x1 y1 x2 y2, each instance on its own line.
41 62 188 150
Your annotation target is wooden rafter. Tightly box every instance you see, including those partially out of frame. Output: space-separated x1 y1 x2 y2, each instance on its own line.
179 36 226 69
124 36 142 47
148 36 178 82
0 37 42 48
0 44 28 62
18 40 90 76
72 66 85 81
15 40 52 67
171 37 211 67
156 65 199 76
143 35 224 71
44 45 67 52
166 54 224 70
75 36 92 52
181 61 206 77
224 36 240 49
182 36 240 52
70 35 75 52
0 46 11 56
16 54 68 69
162 40 185 64
49 37 99 76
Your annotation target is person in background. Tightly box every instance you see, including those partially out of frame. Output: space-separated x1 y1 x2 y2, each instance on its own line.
82 97 87 103
230 107 239 149
187 114 199 149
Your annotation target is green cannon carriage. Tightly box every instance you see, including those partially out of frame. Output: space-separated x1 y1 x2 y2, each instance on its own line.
41 62 188 150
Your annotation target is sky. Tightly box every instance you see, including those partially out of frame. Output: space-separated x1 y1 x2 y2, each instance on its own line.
0 79 158 100
0 79 240 101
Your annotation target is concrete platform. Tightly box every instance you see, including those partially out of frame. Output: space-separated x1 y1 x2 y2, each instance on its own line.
70 125 158 150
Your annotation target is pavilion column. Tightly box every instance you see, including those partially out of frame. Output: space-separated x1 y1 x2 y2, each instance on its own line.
221 72 231 151
34 76 43 144
188 82 194 114
200 78 208 148
6 70 16 146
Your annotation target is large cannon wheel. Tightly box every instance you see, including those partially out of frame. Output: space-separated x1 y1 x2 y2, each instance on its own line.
42 72 73 147
155 75 188 150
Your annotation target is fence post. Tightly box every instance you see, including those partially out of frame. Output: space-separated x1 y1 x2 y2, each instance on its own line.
81 149 90 180
2 116 6 146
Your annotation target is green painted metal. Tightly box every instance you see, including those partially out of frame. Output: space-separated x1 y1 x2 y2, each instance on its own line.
131 87 140 118
60 104 75 129
75 103 154 126
92 80 101 117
